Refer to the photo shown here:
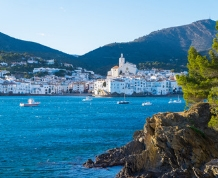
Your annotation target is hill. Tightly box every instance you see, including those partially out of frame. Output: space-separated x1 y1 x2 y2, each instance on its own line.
0 32 82 66
78 19 217 75
0 19 216 75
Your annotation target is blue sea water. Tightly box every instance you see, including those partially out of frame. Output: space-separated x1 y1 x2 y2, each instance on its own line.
0 96 185 178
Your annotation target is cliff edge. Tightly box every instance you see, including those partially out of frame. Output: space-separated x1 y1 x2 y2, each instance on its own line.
83 103 218 177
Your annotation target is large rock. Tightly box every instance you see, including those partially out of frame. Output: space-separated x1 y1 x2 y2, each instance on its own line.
83 140 145 168
83 102 218 177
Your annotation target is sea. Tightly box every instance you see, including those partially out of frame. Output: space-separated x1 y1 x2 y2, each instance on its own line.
0 96 185 178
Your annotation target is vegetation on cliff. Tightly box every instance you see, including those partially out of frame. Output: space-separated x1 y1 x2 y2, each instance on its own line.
177 21 218 129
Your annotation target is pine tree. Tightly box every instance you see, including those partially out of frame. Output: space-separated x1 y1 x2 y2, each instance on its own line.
177 21 218 128
176 47 210 104
207 21 218 128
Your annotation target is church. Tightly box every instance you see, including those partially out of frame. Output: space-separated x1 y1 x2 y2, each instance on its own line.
107 54 137 78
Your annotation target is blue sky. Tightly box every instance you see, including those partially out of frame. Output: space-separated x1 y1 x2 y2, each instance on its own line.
0 0 217 55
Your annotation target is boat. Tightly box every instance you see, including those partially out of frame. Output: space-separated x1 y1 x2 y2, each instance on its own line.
20 98 40 107
168 96 182 104
142 101 152 106
117 100 129 104
82 96 93 101
117 93 129 104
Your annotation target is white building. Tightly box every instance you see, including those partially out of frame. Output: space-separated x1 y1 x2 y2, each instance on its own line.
46 59 55 65
33 67 63 74
0 70 9 78
118 54 137 75
15 82 31 94
107 54 137 78
93 75 182 96
30 83 60 94
1 81 17 94
33 67 46 73
0 62 8 66
69 82 85 93
30 84 43 94
27 58 38 64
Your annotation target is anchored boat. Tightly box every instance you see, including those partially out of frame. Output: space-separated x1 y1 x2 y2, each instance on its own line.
20 98 40 107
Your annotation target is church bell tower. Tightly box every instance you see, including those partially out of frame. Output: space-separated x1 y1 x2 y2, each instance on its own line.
119 53 125 68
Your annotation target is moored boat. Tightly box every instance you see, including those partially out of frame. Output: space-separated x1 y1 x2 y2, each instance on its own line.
82 96 93 101
20 98 40 107
142 101 152 106
117 92 129 104
168 95 182 104
117 100 129 104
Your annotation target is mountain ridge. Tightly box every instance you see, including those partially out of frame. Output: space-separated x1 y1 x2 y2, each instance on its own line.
79 19 216 74
0 32 82 66
0 19 216 75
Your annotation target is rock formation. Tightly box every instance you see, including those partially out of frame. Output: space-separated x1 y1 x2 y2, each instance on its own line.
83 102 218 177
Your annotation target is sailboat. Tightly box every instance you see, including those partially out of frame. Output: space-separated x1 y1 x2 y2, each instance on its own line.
168 95 182 104
117 92 129 104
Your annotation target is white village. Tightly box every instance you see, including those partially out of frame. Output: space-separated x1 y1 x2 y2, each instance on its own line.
0 54 186 96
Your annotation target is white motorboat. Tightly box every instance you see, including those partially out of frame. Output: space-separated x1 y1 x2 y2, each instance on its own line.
142 101 152 106
20 98 40 107
168 96 182 104
82 96 93 101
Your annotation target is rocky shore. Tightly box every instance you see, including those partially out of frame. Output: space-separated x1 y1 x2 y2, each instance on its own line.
83 103 218 177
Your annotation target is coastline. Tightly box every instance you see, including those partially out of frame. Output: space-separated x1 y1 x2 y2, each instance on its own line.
92 93 183 98
0 93 93 97
0 93 183 97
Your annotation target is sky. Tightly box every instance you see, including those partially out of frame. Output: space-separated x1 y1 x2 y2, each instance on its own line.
0 0 217 55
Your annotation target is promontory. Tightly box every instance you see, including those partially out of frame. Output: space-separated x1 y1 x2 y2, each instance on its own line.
83 102 218 177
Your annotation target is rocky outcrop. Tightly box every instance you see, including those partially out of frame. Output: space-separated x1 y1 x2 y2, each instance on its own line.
83 102 218 177
83 140 145 168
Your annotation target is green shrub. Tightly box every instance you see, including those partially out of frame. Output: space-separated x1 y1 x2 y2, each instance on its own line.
208 115 218 130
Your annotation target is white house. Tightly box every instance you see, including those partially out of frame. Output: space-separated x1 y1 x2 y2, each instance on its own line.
68 82 85 93
33 67 63 74
27 58 38 64
33 67 46 73
1 81 17 94
110 66 119 78
30 84 43 94
15 82 31 94
46 59 55 65
0 62 8 66
30 83 57 94
0 70 9 78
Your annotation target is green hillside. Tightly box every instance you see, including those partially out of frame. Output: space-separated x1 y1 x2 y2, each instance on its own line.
78 19 216 75
0 19 216 76
0 32 82 67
